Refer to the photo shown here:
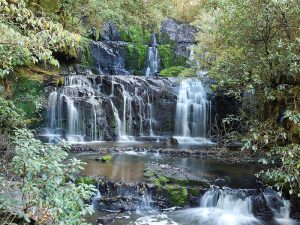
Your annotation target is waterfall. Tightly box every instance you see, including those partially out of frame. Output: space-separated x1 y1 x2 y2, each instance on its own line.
174 78 211 143
174 188 296 225
45 75 101 143
136 194 158 215
44 75 163 143
145 34 160 76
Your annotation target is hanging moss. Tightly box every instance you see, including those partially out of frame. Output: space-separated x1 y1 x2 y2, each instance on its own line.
158 44 175 69
125 43 147 75
77 38 94 66
120 27 151 44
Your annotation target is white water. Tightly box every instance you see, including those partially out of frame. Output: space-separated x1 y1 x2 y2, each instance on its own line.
129 188 296 225
46 75 161 143
136 194 158 215
145 34 160 76
174 78 211 144
46 76 99 143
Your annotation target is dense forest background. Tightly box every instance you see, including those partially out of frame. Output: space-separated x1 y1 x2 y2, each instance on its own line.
0 0 299 224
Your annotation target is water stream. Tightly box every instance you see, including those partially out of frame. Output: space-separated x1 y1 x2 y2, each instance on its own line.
174 78 211 144
78 152 297 225
145 34 160 76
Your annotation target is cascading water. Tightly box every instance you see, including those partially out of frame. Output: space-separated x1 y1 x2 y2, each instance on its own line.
45 75 99 143
173 188 296 225
145 34 160 76
174 78 211 144
45 75 160 143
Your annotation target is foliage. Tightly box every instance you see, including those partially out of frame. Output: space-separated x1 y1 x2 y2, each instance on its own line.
178 68 197 77
76 177 98 186
100 154 112 163
11 74 43 121
195 0 300 196
0 97 25 134
0 129 95 224
158 45 174 69
257 144 300 196
0 0 80 79
160 66 186 77
120 27 151 44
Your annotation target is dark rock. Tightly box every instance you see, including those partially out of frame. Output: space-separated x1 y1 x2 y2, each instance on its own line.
162 137 179 147
226 142 242 151
252 194 274 221
100 22 120 41
90 41 131 75
160 18 198 58
97 216 115 225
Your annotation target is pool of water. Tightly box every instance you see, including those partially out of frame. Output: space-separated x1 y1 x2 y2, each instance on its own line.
74 152 298 225
76 152 259 188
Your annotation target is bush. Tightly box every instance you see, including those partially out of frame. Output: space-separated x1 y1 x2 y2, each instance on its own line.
0 97 25 134
0 129 96 224
101 154 112 162
160 66 186 77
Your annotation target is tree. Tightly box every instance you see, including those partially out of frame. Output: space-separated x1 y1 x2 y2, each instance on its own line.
0 0 80 94
194 0 300 195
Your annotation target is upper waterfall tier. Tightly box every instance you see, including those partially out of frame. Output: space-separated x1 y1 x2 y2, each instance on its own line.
44 75 177 143
145 34 160 76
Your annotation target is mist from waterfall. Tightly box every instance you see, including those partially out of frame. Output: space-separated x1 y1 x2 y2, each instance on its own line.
174 78 211 143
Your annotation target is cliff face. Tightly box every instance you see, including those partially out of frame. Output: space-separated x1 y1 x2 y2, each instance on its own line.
88 19 198 76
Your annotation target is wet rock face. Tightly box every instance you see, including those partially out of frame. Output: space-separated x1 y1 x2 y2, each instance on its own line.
160 18 198 58
100 22 120 41
252 194 274 221
44 75 178 141
90 41 131 75
96 178 167 211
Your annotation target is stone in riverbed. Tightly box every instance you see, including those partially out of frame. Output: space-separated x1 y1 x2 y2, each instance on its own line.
161 137 179 147
97 216 115 225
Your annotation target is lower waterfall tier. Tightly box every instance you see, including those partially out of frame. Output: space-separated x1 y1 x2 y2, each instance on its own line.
42 75 236 143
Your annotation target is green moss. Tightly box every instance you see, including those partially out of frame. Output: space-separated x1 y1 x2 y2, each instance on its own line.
125 43 147 75
175 55 187 67
158 44 174 69
120 27 151 44
110 116 115 129
78 38 94 66
160 66 186 77
11 73 43 122
39 0 60 13
189 188 201 196
179 68 197 77
75 176 97 186
167 185 188 207
101 154 112 162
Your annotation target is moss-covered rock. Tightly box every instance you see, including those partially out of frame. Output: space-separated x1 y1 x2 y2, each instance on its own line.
158 44 174 69
125 43 147 75
167 185 188 207
77 38 94 67
160 66 186 77
120 27 151 44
